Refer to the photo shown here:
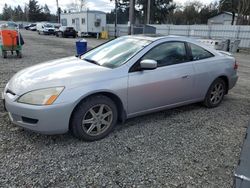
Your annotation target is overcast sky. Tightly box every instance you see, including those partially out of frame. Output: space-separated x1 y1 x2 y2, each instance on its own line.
0 0 216 14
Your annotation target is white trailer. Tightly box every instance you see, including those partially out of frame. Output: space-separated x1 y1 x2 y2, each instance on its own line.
60 10 106 37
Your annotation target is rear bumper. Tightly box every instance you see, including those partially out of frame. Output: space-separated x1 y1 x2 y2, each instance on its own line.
43 31 55 35
229 75 238 90
64 32 76 36
3 92 73 135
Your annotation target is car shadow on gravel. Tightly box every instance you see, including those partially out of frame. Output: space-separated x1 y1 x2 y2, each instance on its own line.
114 102 204 132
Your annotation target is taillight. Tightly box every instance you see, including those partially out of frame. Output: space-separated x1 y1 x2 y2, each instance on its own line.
234 61 239 70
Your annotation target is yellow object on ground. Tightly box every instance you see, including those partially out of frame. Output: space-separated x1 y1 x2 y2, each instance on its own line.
100 31 109 39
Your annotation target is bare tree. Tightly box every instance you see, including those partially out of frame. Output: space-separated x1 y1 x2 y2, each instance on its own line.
219 0 239 25
67 0 86 12
237 0 250 25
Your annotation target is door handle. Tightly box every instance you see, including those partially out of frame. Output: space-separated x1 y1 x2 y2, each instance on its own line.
181 75 189 79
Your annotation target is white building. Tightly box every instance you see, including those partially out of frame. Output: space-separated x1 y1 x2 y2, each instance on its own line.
208 12 238 25
60 10 106 36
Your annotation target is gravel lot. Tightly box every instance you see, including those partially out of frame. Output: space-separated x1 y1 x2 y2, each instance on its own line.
0 31 249 187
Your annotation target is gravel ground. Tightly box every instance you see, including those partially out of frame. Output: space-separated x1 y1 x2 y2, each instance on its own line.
0 31 249 187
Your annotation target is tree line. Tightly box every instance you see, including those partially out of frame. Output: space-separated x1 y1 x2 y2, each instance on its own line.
107 0 250 25
0 0 57 22
1 0 250 25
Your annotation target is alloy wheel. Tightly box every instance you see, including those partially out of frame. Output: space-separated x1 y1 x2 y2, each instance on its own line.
82 104 113 136
210 83 224 105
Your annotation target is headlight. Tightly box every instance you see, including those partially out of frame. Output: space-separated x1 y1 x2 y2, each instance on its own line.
17 87 64 105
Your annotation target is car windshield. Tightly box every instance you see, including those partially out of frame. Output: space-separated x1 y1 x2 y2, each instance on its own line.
81 37 152 68
45 24 53 28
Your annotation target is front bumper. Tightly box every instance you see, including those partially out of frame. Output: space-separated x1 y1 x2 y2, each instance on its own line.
3 92 73 135
43 30 55 35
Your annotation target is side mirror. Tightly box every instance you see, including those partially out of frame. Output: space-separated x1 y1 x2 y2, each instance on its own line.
140 59 157 70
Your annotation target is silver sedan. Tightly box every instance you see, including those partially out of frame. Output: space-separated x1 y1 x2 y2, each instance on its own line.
3 35 238 141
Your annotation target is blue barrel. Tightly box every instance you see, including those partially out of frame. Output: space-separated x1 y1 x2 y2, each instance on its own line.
76 39 87 56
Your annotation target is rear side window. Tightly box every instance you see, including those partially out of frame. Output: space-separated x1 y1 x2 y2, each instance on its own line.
189 43 214 60
66 27 74 30
142 42 188 67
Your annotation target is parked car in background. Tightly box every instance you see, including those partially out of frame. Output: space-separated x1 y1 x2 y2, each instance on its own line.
55 26 77 38
24 23 36 30
3 35 238 141
53 23 61 30
29 24 37 31
37 22 55 35
6 21 18 29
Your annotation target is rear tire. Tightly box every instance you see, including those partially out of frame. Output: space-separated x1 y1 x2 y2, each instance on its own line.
70 95 118 141
204 78 226 108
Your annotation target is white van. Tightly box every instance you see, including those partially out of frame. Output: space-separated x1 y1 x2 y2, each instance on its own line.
37 22 55 35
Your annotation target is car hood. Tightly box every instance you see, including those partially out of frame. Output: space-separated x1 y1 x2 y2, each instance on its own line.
7 56 111 95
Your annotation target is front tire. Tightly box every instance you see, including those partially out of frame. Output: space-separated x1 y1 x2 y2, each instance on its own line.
70 95 118 141
204 78 226 108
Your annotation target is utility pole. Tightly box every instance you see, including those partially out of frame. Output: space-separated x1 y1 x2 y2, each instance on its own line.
129 0 135 35
146 0 151 24
110 0 118 37
115 0 118 38
24 3 29 22
56 0 60 23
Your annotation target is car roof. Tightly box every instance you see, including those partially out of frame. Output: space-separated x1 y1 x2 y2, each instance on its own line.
123 35 222 57
126 34 192 42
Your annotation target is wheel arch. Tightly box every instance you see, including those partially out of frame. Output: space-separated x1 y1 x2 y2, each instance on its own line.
69 91 127 130
218 75 229 94
203 75 229 108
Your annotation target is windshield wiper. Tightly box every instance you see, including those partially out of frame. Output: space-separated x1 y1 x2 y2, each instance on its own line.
83 58 100 66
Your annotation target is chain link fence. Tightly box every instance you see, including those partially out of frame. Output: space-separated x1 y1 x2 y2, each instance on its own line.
107 24 250 48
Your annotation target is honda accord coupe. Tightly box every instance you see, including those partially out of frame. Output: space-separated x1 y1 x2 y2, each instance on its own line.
2 35 238 141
